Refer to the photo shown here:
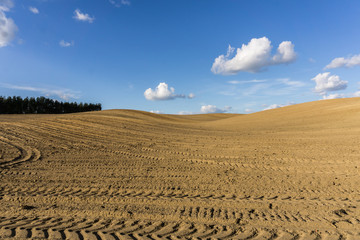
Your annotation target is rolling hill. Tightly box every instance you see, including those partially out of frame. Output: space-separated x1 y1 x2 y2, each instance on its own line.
0 98 359 239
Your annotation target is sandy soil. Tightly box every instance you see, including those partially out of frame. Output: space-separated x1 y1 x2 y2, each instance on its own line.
0 98 360 239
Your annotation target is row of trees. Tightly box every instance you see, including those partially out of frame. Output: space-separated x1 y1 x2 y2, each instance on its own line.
0 96 102 114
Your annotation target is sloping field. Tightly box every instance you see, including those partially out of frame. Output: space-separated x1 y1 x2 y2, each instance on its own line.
0 98 360 239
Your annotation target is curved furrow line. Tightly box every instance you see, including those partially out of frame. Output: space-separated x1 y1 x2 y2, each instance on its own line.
176 206 315 226
48 118 154 144
20 120 155 149
141 146 241 161
0 216 356 239
109 150 165 161
1 185 356 205
0 136 41 169
16 122 114 147
18 119 240 163
4 123 169 164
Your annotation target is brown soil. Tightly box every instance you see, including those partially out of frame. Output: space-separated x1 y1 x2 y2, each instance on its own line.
1 98 360 239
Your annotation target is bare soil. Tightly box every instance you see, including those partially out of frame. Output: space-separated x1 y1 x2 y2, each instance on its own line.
1 98 360 239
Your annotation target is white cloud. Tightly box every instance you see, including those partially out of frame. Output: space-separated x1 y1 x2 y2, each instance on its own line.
0 0 17 47
59 40 74 47
320 91 360 100
29 6 39 14
200 105 231 114
278 78 305 87
188 93 195 99
353 91 360 97
178 105 232 115
244 108 253 113
0 84 80 101
272 41 297 64
177 110 194 115
322 93 345 100
0 0 13 12
325 54 360 69
211 37 296 75
228 80 240 84
228 79 267 84
263 103 294 111
150 110 162 114
73 9 94 23
109 0 130 7
312 72 347 95
144 82 194 101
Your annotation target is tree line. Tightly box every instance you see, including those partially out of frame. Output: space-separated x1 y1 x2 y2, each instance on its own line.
0 96 102 114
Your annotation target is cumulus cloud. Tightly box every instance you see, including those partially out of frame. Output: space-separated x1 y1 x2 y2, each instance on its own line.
211 37 296 75
1 84 80 101
200 105 231 114
73 9 94 23
272 41 297 64
325 54 360 69
59 40 74 47
144 82 194 101
0 0 17 47
109 0 130 7
312 72 347 95
29 6 39 14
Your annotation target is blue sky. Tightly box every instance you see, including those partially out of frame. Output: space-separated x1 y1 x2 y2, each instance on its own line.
1 0 360 114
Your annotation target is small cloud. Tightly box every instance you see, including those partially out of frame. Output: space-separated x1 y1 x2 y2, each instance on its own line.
73 9 94 23
353 91 360 97
178 105 232 115
144 82 193 101
271 41 297 64
278 78 305 87
228 80 241 85
263 103 294 111
228 79 267 84
29 6 39 14
244 108 253 113
312 72 347 95
325 54 360 69
320 91 360 100
211 37 296 75
0 84 80 101
177 110 194 115
109 0 130 7
188 93 195 99
322 93 345 100
309 58 316 63
200 105 230 114
0 0 17 48
59 40 74 47
150 110 162 114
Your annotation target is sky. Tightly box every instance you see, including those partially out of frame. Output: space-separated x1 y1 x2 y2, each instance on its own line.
1 0 360 114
